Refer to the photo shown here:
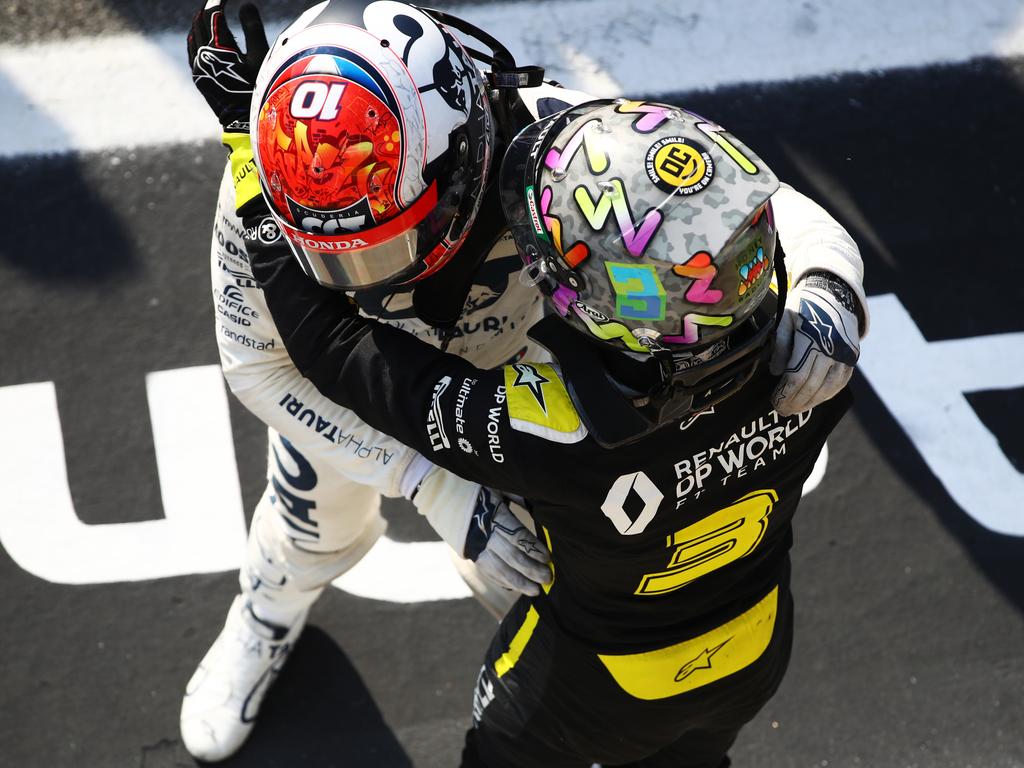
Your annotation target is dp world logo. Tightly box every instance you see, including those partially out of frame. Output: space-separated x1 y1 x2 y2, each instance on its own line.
601 471 664 535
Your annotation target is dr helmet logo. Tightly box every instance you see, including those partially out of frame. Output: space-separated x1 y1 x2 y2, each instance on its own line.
645 137 714 195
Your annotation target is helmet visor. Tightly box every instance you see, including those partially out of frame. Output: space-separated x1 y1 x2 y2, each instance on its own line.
280 221 420 290
271 179 441 291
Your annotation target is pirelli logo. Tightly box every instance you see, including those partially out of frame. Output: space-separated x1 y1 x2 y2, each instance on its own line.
426 376 452 452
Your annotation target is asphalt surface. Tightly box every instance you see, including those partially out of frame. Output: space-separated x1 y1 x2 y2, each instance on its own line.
2 2 1023 767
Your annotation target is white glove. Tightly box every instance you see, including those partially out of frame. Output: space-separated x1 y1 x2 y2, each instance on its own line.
464 487 552 596
769 273 861 416
407 462 551 595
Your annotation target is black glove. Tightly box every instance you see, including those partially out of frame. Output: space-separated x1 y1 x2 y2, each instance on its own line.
187 0 269 132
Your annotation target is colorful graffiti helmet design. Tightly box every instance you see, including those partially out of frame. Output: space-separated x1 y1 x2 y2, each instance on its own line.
250 0 493 290
499 100 783 431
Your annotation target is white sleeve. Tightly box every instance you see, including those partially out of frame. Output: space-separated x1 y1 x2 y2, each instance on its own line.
772 182 870 336
517 81 598 120
208 164 420 498
410 466 480 556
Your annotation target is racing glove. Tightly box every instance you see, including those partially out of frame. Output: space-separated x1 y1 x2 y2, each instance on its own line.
769 272 862 416
464 487 552 595
187 0 268 213
187 0 267 132
408 463 552 595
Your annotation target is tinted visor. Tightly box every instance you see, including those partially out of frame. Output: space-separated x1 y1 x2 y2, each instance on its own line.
281 222 421 290
273 180 441 291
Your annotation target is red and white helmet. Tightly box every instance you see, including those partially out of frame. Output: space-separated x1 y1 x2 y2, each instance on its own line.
250 0 494 290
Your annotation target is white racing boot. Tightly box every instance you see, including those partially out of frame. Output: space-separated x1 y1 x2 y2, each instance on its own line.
180 596 307 761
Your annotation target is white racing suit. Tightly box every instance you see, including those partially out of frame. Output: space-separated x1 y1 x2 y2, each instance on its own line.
207 81 595 625
211 162 546 623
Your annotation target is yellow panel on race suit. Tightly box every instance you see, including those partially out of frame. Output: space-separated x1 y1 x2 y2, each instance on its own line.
503 362 588 444
597 586 778 700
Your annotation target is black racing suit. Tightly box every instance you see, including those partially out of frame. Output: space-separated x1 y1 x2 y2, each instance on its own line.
239 224 851 767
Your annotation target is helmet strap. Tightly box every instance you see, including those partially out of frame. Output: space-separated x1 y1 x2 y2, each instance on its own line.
416 6 545 147
773 240 789 331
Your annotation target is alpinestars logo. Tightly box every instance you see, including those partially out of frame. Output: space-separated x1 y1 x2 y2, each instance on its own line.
793 293 857 367
679 407 715 431
674 638 731 682
510 364 549 413
801 299 835 355
194 39 251 94
427 377 452 452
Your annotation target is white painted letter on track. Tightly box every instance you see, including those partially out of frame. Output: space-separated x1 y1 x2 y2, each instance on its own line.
0 366 470 600
860 294 1024 536
0 366 248 583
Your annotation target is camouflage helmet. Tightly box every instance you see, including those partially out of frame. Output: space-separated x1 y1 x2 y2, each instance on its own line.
498 100 787 433
500 99 780 358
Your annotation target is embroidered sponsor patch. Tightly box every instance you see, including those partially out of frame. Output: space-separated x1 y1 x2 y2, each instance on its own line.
502 363 587 443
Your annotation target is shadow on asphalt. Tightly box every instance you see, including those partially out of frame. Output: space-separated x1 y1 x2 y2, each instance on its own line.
0 154 137 282
848 374 1024 614
198 627 413 768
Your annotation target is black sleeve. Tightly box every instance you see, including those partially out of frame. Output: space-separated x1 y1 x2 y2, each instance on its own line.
243 213 541 495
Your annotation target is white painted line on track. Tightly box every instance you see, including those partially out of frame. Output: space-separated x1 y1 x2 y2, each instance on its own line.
2 0 1024 157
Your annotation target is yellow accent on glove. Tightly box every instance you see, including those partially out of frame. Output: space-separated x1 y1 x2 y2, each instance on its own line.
221 132 261 214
